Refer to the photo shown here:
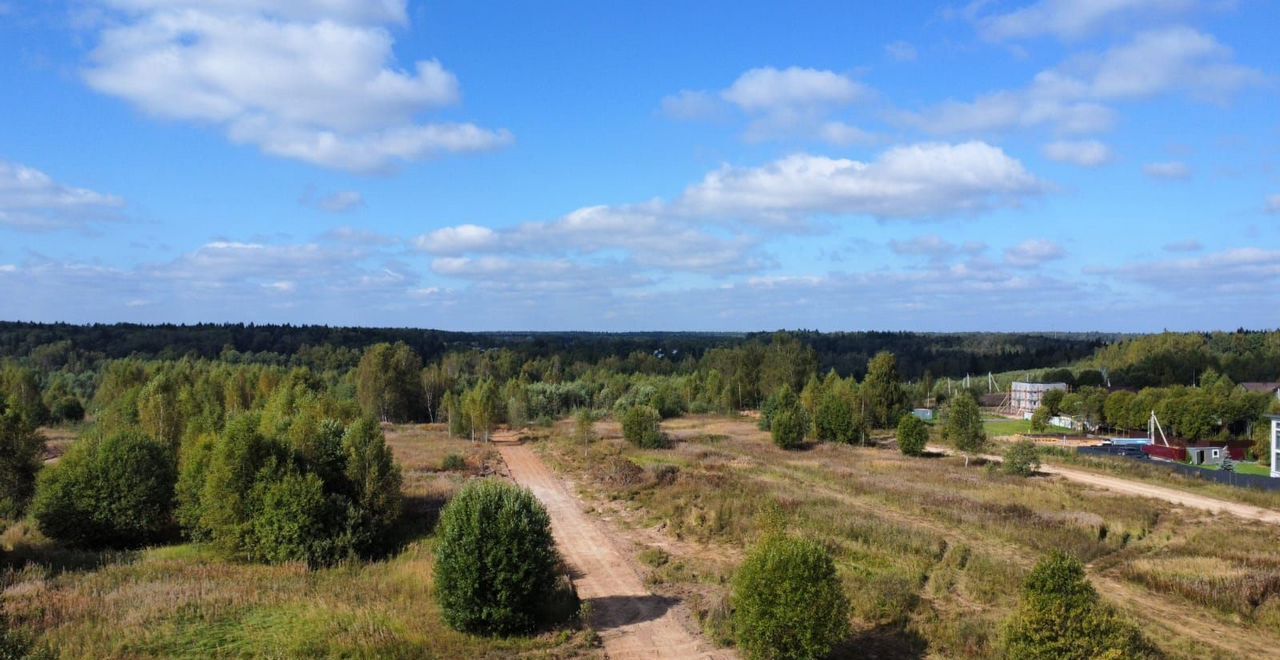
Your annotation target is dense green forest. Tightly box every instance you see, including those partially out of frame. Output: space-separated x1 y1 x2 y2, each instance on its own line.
0 322 1113 380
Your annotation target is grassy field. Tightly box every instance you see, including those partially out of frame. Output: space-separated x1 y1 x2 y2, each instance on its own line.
982 417 1079 437
539 415 1280 659
0 424 597 659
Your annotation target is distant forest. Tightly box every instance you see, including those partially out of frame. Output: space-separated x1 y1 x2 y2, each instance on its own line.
0 322 1116 380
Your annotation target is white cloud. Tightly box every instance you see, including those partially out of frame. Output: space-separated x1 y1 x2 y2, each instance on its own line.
818 122 877 146
0 160 124 231
1143 160 1191 179
1112 248 1280 295
889 235 986 260
885 40 918 62
659 90 721 121
1089 27 1264 101
677 142 1045 222
906 27 1261 136
1043 139 1113 166
84 0 511 171
415 224 499 255
1004 239 1066 267
722 66 865 112
1267 195 1280 213
974 0 1197 41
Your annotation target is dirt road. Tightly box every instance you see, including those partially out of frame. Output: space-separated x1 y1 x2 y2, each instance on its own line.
498 442 733 660
1038 462 1280 524
929 444 1280 525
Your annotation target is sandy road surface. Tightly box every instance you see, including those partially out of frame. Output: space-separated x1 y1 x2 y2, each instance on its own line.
498 442 733 660
1038 462 1280 524
930 444 1280 524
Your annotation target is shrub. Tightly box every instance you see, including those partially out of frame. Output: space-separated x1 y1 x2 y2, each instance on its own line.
1030 405 1050 432
896 414 929 457
760 386 800 432
733 534 850 659
621 405 667 449
0 615 30 660
32 430 176 548
341 418 403 553
1002 552 1157 659
0 408 45 520
248 471 346 566
1003 440 1041 477
435 480 561 635
771 409 807 450
573 409 598 444
814 392 863 444
441 453 467 471
49 396 85 424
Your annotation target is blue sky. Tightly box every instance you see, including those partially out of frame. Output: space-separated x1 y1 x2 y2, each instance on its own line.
1 0 1278 331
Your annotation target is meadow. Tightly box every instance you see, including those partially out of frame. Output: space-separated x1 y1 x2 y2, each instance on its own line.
0 425 597 659
539 414 1280 659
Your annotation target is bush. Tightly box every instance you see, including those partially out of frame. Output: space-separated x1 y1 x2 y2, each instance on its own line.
621 405 667 449
814 392 863 444
733 534 850 659
1030 405 1050 432
0 615 30 660
248 471 346 566
190 413 402 565
441 453 467 471
0 408 45 520
771 409 807 450
1003 440 1041 477
32 430 176 548
760 386 800 432
435 480 562 635
1002 552 1157 659
896 414 929 457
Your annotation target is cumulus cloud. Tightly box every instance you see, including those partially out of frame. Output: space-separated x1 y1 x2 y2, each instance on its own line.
972 0 1197 42
1004 239 1066 268
1043 139 1113 166
677 142 1045 222
663 66 873 144
414 224 500 255
905 27 1261 136
0 160 124 231
84 0 511 171
1144 160 1191 179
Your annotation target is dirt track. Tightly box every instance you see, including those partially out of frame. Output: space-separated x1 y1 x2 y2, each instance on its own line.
1038 462 1280 524
928 444 1280 525
498 442 733 660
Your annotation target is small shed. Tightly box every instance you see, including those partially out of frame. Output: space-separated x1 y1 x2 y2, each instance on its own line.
911 408 934 422
1186 446 1226 466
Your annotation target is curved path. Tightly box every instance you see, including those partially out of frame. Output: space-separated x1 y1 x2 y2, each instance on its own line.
497 442 733 660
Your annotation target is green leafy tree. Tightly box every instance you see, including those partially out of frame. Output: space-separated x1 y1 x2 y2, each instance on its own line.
863 351 907 429
1030 405 1051 432
1002 552 1157 659
0 407 44 520
621 405 667 449
463 379 501 441
896 414 928 457
944 391 986 466
247 470 345 566
32 430 176 548
1003 439 1041 477
732 534 850 660
137 371 184 447
341 417 403 552
355 342 425 422
435 480 562 635
573 409 597 444
1040 389 1066 416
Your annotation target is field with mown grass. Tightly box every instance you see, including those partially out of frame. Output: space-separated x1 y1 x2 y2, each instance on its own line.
0 424 596 659
539 414 1280 659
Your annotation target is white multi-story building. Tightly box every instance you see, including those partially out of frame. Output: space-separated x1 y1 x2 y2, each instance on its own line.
1269 415 1280 478
1009 381 1068 415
